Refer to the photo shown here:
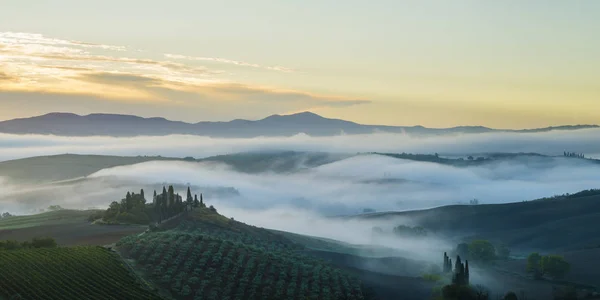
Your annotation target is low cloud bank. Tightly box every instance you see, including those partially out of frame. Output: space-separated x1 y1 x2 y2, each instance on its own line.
1 128 600 162
3 154 599 218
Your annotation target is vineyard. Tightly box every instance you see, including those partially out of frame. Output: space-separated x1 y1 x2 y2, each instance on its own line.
0 246 163 300
118 228 371 299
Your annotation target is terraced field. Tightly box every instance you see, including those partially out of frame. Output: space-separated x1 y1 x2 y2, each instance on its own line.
0 246 163 300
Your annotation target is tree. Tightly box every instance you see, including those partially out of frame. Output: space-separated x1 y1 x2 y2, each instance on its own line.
541 255 570 280
468 240 496 262
208 205 217 213
526 252 543 279
200 193 204 207
193 194 199 208
452 255 469 286
168 185 175 212
186 187 193 210
140 189 146 204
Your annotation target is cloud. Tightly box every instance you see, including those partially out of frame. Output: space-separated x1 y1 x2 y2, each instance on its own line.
0 72 16 82
1 129 600 162
0 31 365 118
165 53 294 73
0 32 126 52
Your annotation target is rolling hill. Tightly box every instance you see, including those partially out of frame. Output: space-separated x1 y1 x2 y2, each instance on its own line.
0 154 182 184
0 111 597 137
350 191 600 253
117 208 377 300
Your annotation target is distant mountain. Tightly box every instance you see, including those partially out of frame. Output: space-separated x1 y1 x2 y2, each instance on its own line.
0 112 597 137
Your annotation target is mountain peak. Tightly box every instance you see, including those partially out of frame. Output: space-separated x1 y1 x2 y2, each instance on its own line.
261 111 325 121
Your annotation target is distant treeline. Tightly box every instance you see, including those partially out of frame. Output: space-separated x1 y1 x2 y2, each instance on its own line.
535 189 600 202
0 237 57 250
564 151 585 158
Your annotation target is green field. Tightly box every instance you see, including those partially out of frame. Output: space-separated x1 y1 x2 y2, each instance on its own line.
0 209 97 230
0 246 163 300
0 209 147 246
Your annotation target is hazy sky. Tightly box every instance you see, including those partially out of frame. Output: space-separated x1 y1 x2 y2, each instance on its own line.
1 1 598 128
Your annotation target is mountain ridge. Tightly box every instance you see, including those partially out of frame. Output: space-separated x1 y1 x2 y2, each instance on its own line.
0 111 597 137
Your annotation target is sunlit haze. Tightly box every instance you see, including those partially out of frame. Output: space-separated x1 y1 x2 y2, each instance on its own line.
1 1 599 128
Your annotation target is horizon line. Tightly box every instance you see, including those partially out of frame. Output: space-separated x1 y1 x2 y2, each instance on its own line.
0 111 598 131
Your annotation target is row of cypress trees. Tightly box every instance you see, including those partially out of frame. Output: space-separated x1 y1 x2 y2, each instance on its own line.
443 252 470 285
153 186 204 223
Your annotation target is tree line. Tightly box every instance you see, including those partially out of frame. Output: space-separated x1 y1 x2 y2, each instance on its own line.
0 237 57 250
564 151 585 158
90 185 206 225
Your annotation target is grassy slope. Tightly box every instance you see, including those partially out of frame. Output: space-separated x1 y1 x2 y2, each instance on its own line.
198 151 350 173
117 208 372 300
0 154 181 184
0 246 163 300
0 210 146 246
353 193 600 252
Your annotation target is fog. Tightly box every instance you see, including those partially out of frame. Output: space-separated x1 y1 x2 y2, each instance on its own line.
2 129 600 286
1 128 600 162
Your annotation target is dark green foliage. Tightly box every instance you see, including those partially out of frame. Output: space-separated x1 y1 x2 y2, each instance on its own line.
208 205 217 213
0 237 57 250
526 253 570 280
193 194 200 208
102 191 151 225
526 253 543 279
541 255 571 280
452 255 469 286
468 240 496 263
0 246 163 300
393 225 427 238
118 229 369 300
443 252 452 273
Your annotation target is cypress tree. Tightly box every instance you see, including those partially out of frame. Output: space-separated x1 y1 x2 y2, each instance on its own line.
193 195 199 208
465 260 470 284
200 193 204 207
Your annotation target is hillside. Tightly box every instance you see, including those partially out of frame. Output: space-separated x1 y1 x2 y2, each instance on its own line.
0 246 163 300
117 208 373 300
351 191 600 252
198 151 350 173
0 112 597 137
0 154 181 184
0 209 147 246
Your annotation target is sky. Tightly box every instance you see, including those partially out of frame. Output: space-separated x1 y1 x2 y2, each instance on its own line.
1 1 599 128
